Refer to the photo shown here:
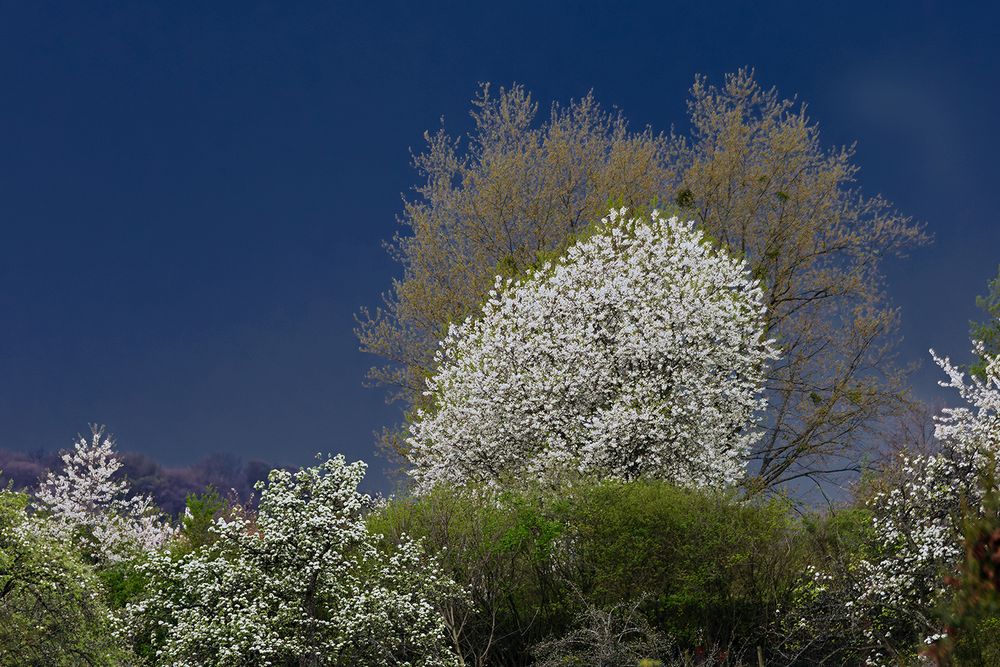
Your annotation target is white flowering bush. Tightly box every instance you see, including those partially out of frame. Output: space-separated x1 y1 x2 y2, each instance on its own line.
34 425 173 563
123 455 461 666
407 208 777 492
860 346 999 661
784 339 1000 665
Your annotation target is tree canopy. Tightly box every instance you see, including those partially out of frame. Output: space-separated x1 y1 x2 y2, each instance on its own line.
358 70 928 490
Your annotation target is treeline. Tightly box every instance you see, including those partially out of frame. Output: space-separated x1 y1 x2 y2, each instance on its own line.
0 447 270 516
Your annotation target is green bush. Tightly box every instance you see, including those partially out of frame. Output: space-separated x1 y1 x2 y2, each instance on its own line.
370 484 570 666
371 480 804 665
555 481 800 654
0 489 123 665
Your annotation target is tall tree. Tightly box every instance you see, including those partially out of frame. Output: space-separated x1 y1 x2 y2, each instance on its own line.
356 84 676 452
359 71 928 489
407 209 776 492
672 70 928 488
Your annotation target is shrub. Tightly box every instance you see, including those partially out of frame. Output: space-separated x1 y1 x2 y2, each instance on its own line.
124 456 461 666
0 488 122 665
373 480 802 665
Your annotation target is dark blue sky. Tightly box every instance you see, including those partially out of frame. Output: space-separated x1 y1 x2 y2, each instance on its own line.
2 1 998 490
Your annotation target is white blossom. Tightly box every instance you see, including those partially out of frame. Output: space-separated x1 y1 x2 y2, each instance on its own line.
33 425 173 562
122 455 461 666
407 208 778 492
803 336 1000 665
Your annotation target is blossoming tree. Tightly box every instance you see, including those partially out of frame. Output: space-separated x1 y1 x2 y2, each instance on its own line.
33 425 173 563
124 455 461 666
407 208 777 492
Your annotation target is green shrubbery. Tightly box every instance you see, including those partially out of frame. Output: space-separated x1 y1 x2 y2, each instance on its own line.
0 489 123 666
370 480 811 665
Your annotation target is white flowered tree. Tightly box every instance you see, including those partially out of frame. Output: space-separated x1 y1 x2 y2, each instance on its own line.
407 208 778 492
123 455 462 666
34 425 173 563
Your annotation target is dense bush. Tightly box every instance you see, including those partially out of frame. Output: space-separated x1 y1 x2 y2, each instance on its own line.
123 456 461 666
369 483 568 666
556 481 800 652
371 480 804 665
0 489 122 666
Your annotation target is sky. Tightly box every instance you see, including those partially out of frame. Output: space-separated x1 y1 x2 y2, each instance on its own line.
1 1 998 492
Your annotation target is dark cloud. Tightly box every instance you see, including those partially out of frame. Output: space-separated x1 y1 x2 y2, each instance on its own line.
0 2 998 488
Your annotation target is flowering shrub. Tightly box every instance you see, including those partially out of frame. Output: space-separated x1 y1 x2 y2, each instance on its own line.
861 347 999 661
407 208 777 492
784 339 1000 665
34 425 173 563
123 455 461 666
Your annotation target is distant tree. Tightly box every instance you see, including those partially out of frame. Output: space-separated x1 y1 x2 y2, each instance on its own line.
0 488 121 665
124 456 462 666
970 265 1000 379
34 425 173 563
178 486 227 551
358 71 927 491
407 209 776 491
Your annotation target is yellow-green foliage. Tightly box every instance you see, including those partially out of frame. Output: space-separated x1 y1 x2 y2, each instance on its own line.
371 480 803 665
0 488 123 666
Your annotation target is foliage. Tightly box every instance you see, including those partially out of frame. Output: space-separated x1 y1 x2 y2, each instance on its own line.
179 485 228 551
407 208 777 492
970 265 1000 380
369 483 568 666
555 480 800 654
0 487 122 665
783 335 1000 666
33 425 173 564
931 465 1000 665
675 69 927 489
123 455 462 666
769 507 878 665
356 83 676 453
373 480 801 666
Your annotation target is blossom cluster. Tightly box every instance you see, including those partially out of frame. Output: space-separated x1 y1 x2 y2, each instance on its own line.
866 348 998 652
33 425 173 562
407 208 777 491
122 455 462 666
